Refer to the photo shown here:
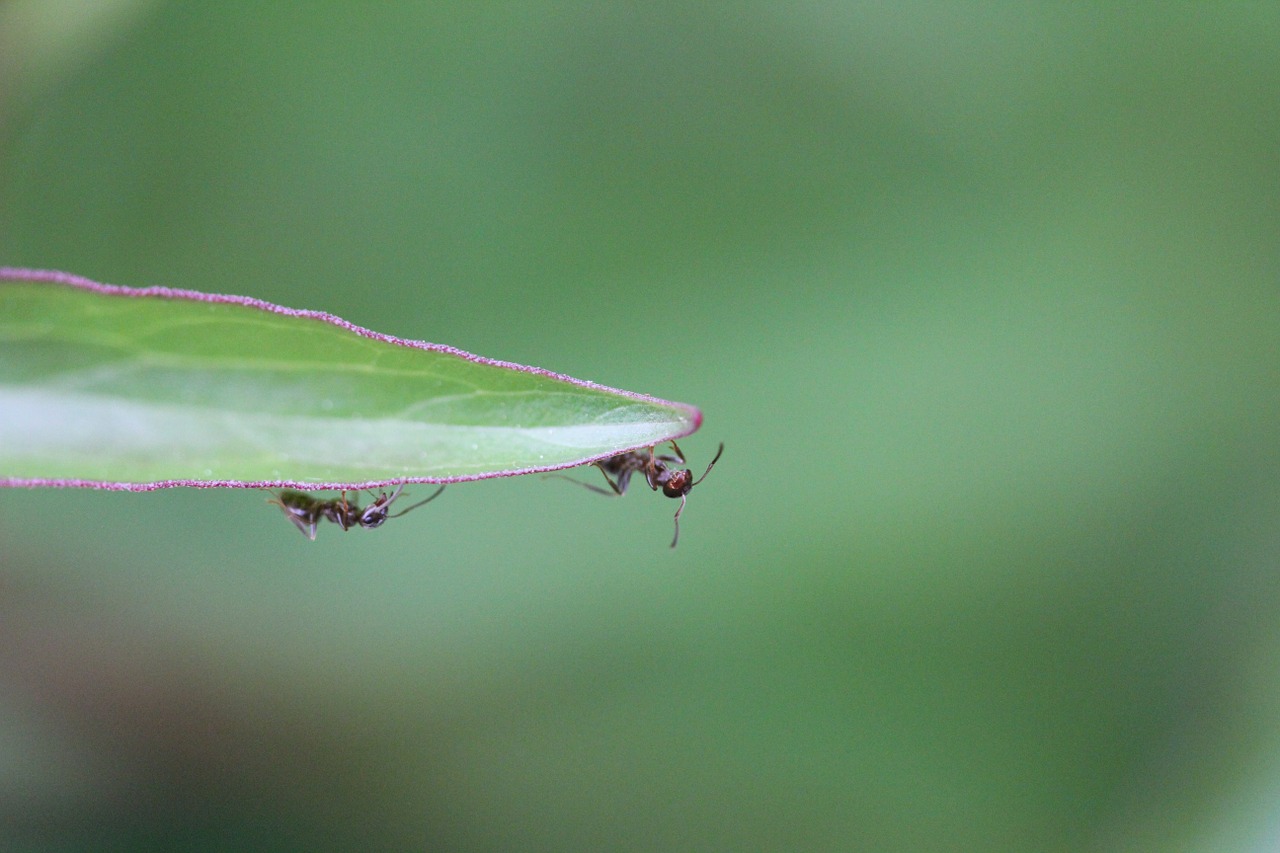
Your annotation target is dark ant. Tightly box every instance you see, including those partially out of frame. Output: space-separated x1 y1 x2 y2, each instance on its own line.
267 485 445 540
550 441 724 548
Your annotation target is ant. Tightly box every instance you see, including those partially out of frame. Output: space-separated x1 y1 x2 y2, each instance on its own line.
267 484 445 540
550 441 724 548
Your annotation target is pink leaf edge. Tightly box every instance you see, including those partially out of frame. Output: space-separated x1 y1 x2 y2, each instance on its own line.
0 267 703 491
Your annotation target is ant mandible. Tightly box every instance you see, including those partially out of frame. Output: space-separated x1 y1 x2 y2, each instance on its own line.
552 441 724 548
267 484 445 540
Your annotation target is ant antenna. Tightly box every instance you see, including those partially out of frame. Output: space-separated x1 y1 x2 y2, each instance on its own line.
692 443 724 487
387 484 446 518
669 442 724 549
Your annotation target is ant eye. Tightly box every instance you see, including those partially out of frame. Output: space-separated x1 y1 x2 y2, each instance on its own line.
361 509 388 528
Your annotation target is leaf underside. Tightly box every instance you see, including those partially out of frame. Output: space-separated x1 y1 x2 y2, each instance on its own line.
0 270 700 489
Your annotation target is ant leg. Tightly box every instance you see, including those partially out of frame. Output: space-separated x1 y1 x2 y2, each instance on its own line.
665 440 686 465
266 490 320 540
544 474 622 497
545 466 625 497
642 446 664 492
282 510 318 540
587 463 627 496
332 491 354 532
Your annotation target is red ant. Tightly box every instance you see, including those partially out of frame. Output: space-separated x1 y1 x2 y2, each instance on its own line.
267 485 445 540
551 441 724 548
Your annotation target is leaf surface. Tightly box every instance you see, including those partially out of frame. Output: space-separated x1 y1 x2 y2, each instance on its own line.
0 269 700 489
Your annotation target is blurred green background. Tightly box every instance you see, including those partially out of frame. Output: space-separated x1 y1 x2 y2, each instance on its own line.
2 3 1279 850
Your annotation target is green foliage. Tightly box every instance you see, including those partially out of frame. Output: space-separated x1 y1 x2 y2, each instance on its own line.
2 4 1278 851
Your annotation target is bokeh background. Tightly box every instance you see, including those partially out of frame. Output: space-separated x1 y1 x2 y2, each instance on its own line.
2 3 1279 850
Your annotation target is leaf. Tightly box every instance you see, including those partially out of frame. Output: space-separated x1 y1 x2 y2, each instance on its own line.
0 268 701 490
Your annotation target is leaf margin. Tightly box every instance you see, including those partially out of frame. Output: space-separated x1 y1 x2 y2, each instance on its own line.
0 267 703 491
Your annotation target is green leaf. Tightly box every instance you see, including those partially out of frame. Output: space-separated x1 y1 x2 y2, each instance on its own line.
0 269 700 489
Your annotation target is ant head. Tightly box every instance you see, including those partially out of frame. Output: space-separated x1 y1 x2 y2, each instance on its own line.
358 487 402 529
661 469 694 498
359 502 391 528
661 443 723 499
